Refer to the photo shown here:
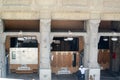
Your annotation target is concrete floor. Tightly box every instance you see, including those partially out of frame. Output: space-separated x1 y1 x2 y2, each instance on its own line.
7 73 78 80
52 74 78 80
6 70 120 80
7 73 39 80
100 70 120 80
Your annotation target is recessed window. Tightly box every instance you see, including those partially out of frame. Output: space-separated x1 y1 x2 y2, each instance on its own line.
51 20 85 32
51 37 79 51
99 21 120 32
10 36 38 48
4 20 40 32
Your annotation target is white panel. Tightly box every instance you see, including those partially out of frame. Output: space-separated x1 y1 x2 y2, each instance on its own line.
10 48 38 64
89 69 100 80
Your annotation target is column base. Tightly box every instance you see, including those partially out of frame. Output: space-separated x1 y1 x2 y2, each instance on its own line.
39 69 51 80
0 67 6 78
88 68 100 80
0 69 1 77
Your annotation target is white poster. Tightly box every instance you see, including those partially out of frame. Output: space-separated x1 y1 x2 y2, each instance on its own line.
10 48 38 64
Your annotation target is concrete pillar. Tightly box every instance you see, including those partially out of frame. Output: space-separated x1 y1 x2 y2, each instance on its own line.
0 19 6 78
86 20 100 80
39 19 51 80
83 36 89 67
0 36 6 78
83 36 90 80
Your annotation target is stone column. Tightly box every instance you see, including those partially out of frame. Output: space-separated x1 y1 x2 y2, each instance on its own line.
87 20 100 80
83 36 89 80
0 35 6 78
0 19 6 77
39 19 51 80
83 36 89 67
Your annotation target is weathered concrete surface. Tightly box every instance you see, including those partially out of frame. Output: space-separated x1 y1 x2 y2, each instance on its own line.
39 19 51 80
6 73 120 80
86 20 101 80
0 0 120 20
0 20 6 78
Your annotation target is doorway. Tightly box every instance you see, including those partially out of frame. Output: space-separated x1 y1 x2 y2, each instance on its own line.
5 36 39 79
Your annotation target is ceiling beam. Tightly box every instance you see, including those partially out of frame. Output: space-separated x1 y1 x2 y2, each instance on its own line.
99 32 120 36
51 32 86 37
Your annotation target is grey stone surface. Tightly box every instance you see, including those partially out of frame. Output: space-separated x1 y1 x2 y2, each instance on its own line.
52 74 78 80
7 73 78 80
0 35 6 78
6 72 120 80
7 73 39 80
40 19 51 80
100 70 119 80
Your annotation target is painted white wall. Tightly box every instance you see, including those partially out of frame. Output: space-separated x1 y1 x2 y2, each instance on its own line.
10 48 38 64
89 69 100 80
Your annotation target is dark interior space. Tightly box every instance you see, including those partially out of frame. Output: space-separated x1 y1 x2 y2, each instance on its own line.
51 20 85 32
98 36 120 80
99 21 120 32
72 53 77 67
51 37 79 51
98 36 109 49
4 20 40 32
10 37 38 47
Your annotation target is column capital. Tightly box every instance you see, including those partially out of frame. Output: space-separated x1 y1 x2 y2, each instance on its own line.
88 20 101 24
40 19 51 32
87 20 101 29
36 34 40 43
97 35 100 44
40 18 51 22
0 19 4 33
86 20 101 33
0 34 6 43
84 36 88 43
50 34 54 44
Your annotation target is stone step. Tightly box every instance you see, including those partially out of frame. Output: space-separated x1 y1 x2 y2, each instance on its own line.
57 67 71 74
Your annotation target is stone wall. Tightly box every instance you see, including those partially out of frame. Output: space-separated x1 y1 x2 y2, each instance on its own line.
0 0 120 20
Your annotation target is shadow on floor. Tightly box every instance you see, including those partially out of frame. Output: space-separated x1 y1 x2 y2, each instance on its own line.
52 73 78 80
7 73 39 80
6 70 120 80
7 73 78 80
100 70 120 80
